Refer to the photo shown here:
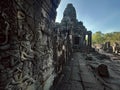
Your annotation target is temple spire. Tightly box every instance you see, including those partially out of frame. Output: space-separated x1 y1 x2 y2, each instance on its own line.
62 3 77 23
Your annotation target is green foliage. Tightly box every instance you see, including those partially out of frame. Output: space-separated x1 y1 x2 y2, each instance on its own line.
92 31 120 45
92 31 105 44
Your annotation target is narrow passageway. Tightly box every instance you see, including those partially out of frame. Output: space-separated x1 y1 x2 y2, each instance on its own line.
53 52 83 90
50 52 117 90
52 52 106 90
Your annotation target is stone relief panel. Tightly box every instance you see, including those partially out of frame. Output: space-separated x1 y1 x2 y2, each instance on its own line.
0 0 61 90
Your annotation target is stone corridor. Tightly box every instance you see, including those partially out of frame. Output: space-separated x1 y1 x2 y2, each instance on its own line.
52 52 113 90
54 53 83 90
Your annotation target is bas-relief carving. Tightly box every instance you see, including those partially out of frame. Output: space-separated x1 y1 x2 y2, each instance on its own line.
0 0 61 90
0 12 10 46
0 2 18 90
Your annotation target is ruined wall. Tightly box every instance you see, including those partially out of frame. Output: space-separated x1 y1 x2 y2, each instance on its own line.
0 0 60 90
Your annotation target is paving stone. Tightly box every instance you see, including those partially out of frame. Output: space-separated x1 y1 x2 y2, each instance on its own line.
55 53 84 90
71 66 81 81
75 52 104 90
70 81 83 90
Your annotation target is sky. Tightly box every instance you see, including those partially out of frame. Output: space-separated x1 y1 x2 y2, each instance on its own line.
56 0 120 33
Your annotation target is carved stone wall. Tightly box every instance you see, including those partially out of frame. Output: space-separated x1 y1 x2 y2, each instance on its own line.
0 0 60 90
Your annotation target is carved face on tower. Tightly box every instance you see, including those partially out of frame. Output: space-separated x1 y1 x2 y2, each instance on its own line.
63 4 76 21
60 3 77 30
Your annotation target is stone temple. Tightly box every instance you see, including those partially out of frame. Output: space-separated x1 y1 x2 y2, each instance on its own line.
55 4 92 51
1 0 120 90
0 1 97 90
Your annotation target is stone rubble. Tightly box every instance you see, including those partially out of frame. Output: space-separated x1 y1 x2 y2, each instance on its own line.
97 64 109 77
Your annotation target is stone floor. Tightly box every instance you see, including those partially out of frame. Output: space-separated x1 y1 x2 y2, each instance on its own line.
52 52 114 90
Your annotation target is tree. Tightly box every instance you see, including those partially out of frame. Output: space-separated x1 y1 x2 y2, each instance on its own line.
92 31 105 44
92 31 120 45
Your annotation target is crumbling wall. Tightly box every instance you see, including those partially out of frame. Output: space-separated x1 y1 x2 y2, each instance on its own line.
0 0 60 90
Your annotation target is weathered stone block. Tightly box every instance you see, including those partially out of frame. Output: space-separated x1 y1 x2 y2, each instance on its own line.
97 64 109 77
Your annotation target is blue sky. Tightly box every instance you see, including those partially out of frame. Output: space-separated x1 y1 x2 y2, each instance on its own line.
56 0 120 33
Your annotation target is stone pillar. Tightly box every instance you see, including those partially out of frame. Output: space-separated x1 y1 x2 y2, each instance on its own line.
87 31 92 48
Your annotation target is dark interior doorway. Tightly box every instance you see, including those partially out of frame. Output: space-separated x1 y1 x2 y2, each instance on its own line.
74 37 80 45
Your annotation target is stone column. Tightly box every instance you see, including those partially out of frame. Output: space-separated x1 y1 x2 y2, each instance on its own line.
87 31 92 48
